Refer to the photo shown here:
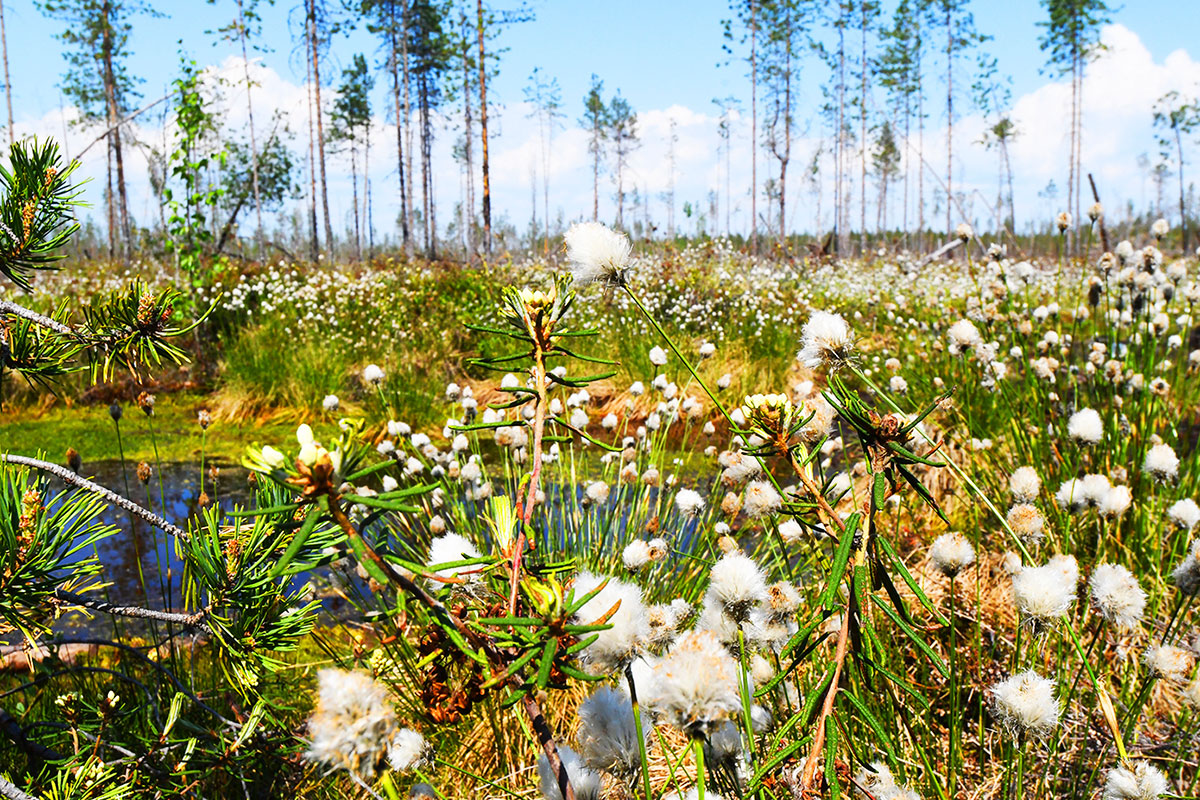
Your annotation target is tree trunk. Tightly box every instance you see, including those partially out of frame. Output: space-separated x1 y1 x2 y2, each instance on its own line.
365 119 373 256
388 4 410 249
859 2 867 254
101 1 130 260
477 0 492 254
1177 125 1187 252
592 124 600 222
351 142 361 261
749 0 758 251
461 16 475 257
237 0 265 258
305 26 319 260
402 0 414 256
945 2 952 235
0 0 12 147
308 0 334 254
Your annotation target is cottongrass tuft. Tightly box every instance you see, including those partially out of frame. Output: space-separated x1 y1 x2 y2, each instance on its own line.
1009 466 1042 503
386 728 429 772
572 572 649 674
644 629 742 736
306 669 396 777
797 310 855 369
537 745 603 800
1012 558 1076 626
1168 498 1200 530
1143 443 1180 482
564 221 632 286
1067 408 1104 445
1102 760 1170 800
989 670 1060 737
1006 504 1045 543
577 687 645 779
928 532 975 577
1088 563 1147 628
674 488 706 517
1172 541 1200 595
708 551 769 622
742 480 783 517
1142 644 1195 681
852 761 922 800
427 533 482 585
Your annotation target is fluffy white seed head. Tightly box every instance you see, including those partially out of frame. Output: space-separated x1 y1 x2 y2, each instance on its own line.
742 480 783 518
1143 443 1180 482
928 532 976 577
1012 559 1076 626
1009 467 1042 503
572 572 648 673
1168 498 1200 531
674 488 706 516
1006 504 1045 543
577 687 645 779
427 533 482 584
537 745 603 800
564 222 633 286
386 728 429 772
797 311 855 368
1102 761 1170 800
1142 644 1195 681
990 670 1060 737
708 552 769 622
1067 408 1104 445
306 669 396 777
644 630 742 735
1089 563 1147 628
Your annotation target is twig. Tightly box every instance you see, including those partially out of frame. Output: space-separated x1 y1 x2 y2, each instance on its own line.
0 776 39 800
0 300 75 337
1088 173 1111 254
0 705 63 763
0 454 187 540
918 237 963 267
52 589 214 636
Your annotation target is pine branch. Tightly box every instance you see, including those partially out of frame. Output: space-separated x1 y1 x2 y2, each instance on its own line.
0 774 40 800
0 299 74 336
0 454 187 540
52 589 213 636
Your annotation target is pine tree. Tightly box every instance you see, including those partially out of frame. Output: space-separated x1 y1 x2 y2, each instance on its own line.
760 0 807 248
1153 91 1200 251
581 74 608 223
1038 0 1109 252
607 92 638 229
878 0 923 245
331 54 373 261
524 67 562 255
362 0 413 252
38 0 157 261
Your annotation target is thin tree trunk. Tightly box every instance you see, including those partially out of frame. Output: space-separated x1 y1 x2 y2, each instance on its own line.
365 119 373 256
859 2 867 254
307 0 333 254
0 0 12 147
101 1 130 260
351 143 361 261
1177 125 1187 252
237 0 264 258
460 15 475 257
778 27 791 249
305 29 319 260
750 0 758 251
477 0 492 253
402 0 414 256
592 118 600 221
1067 48 1078 254
945 2 952 235
387 5 410 249
836 19 845 252
916 31 924 251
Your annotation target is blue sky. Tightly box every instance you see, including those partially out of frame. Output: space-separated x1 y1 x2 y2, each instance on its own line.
6 1 1200 239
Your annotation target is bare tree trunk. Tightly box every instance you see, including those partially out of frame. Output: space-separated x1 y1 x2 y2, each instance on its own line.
236 0 265 258
591 128 600 221
308 0 333 254
916 36 924 251
351 142 361 261
945 2 952 235
836 21 845 253
477 0 492 254
1177 125 1188 252
0 0 12 147
460 16 475 257
1067 48 1078 254
750 0 758 251
365 119 373 256
859 3 867 255
387 5 410 249
305 29 319 260
778 29 791 249
402 0 414 256
101 2 130 260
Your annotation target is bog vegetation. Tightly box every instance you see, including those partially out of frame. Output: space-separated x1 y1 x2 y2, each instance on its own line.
3 1 1200 799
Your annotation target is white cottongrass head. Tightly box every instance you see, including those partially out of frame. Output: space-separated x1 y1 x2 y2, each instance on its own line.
1088 563 1147 628
852 761 922 800
644 630 742 735
707 551 769 622
1009 466 1041 503
322 394 340 412
1067 408 1104 445
1012 558 1076 626
797 310 855 369
742 480 783 518
947 319 982 351
537 745 603 800
386 728 429 772
648 345 668 366
427 533 482 584
928 532 975 577
674 488 706 517
1097 484 1132 518
1173 541 1200 595
1142 644 1195 681
1006 504 1045 543
1168 498 1200 530
362 364 385 385
1143 443 1180 482
1102 761 1170 800
306 669 396 777
989 670 1060 737
622 540 653 570
576 687 645 779
564 221 633 286
572 572 648 673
